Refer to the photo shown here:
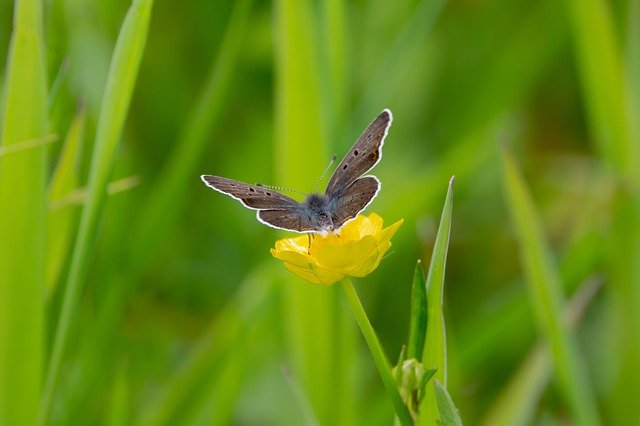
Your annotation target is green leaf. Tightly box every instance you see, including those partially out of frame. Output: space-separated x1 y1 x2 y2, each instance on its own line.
40 0 154 422
419 177 454 425
407 259 427 360
500 148 600 425
434 380 462 426
0 0 48 424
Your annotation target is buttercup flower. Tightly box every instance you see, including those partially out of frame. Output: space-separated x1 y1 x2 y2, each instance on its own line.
270 213 403 285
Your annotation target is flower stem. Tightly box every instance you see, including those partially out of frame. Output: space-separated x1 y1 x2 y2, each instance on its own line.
340 277 413 426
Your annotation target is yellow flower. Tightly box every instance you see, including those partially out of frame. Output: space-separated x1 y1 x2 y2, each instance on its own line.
270 213 404 285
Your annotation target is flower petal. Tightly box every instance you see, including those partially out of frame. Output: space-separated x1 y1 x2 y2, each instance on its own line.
376 218 404 245
270 247 312 268
283 261 344 285
314 235 378 274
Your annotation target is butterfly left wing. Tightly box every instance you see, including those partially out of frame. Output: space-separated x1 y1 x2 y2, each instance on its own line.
330 176 380 229
202 175 317 233
325 109 392 196
201 175 298 210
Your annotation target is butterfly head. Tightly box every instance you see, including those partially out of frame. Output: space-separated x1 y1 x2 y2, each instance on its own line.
303 193 335 234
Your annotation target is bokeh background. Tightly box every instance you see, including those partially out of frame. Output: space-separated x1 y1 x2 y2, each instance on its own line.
1 0 639 424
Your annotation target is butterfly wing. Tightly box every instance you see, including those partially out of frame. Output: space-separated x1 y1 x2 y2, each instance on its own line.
330 176 380 228
201 175 298 210
202 175 316 232
325 109 392 196
257 210 318 232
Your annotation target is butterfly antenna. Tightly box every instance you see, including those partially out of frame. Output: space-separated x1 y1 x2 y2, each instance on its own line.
313 155 337 192
256 183 306 197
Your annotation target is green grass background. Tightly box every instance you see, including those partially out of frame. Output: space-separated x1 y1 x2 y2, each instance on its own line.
1 0 638 424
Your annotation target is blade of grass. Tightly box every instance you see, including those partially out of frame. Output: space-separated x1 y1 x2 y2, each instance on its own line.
500 148 600 425
355 0 446 122
40 0 154 422
0 133 57 156
136 262 276 426
457 164 609 372
129 0 253 269
480 278 602 426
46 108 85 295
382 0 565 224
419 176 454 425
69 5 253 412
562 0 639 179
107 362 129 426
608 188 640 423
407 259 427 360
0 0 48 424
282 365 321 426
629 0 640 117
320 2 358 422
321 0 347 133
275 1 348 424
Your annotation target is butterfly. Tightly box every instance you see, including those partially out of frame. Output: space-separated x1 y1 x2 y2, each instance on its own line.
201 109 392 234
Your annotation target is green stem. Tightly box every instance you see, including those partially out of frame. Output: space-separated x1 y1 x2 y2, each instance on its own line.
340 277 413 426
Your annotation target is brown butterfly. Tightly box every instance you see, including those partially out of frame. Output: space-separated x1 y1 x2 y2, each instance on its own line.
201 109 392 233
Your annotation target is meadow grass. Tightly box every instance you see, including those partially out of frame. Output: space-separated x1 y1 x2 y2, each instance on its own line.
1 0 638 424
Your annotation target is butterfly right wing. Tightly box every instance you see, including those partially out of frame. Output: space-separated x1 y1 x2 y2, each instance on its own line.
325 109 392 196
201 175 299 210
257 209 318 233
330 176 380 229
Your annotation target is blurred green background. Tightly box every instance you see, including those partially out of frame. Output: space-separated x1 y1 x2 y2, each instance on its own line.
1 0 639 424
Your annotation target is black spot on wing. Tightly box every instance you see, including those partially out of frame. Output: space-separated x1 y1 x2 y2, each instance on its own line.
325 110 391 196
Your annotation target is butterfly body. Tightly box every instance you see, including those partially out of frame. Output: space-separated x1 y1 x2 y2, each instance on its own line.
201 109 392 234
298 193 335 232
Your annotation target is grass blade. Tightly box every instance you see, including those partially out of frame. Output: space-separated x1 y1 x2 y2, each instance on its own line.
500 148 600 425
275 1 347 424
0 0 48 424
563 0 639 178
419 177 454 425
481 278 602 426
407 259 427 360
355 0 446 120
46 107 85 295
107 363 129 426
135 262 276 426
129 0 253 269
61 2 253 416
564 0 640 420
40 0 154 421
